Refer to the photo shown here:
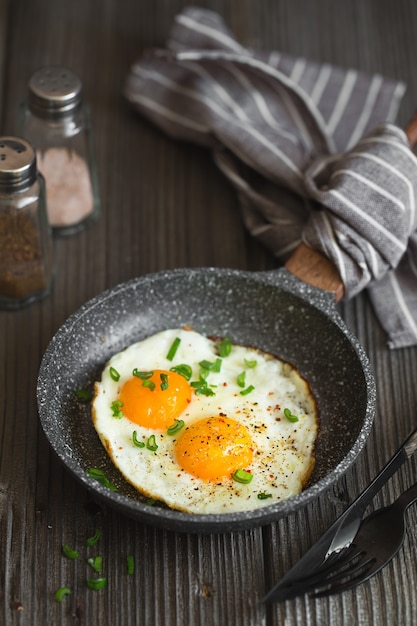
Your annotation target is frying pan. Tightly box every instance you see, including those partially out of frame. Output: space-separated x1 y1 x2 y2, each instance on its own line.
37 245 376 533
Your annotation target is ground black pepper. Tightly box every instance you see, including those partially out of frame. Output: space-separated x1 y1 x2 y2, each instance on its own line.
0 136 53 308
0 209 48 299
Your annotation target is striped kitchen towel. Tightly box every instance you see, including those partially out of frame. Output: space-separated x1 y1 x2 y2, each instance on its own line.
125 7 417 349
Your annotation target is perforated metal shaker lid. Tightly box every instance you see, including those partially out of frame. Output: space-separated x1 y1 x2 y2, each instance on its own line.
28 66 82 117
0 137 37 192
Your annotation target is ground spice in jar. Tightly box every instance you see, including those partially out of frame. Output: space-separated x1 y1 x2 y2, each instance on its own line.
0 136 53 309
0 210 48 299
36 147 94 227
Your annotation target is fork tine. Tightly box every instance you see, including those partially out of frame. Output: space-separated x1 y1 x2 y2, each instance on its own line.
276 546 353 589
321 555 372 586
298 544 364 584
267 546 364 600
292 547 353 583
311 556 377 597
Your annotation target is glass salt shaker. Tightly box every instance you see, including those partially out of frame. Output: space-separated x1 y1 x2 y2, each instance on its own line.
19 66 100 235
0 137 54 309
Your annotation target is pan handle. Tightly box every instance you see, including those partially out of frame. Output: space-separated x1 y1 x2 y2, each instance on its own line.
286 112 417 302
285 242 344 302
405 109 417 152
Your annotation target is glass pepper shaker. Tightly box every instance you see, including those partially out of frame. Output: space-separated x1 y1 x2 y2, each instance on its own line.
0 137 54 309
19 66 100 235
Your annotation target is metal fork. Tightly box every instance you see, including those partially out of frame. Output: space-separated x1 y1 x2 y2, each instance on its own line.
294 480 417 598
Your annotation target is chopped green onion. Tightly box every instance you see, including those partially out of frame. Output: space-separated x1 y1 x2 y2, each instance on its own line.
132 369 156 391
199 359 214 370
237 371 246 388
127 555 135 575
167 419 185 435
198 366 210 380
199 358 222 372
170 363 192 380
284 408 299 423
198 386 216 396
86 529 101 547
244 358 257 368
75 388 92 402
191 379 216 396
146 498 156 506
111 399 123 418
146 435 158 451
166 337 181 361
213 358 222 372
232 468 253 484
62 544 79 559
219 336 232 357
240 385 255 396
87 556 103 573
160 372 169 390
86 577 107 590
132 430 145 448
257 492 272 500
55 587 71 602
109 366 120 382
132 369 153 379
142 379 156 391
196 357 222 378
87 468 118 492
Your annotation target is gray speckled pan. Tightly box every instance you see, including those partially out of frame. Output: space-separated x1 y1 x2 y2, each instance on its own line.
37 267 376 533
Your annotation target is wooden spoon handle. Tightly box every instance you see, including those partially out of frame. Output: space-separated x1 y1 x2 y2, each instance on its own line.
285 242 345 301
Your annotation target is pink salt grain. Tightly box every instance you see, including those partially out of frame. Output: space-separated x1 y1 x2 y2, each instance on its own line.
36 147 94 227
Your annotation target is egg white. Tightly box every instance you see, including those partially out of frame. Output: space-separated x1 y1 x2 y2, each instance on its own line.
92 328 319 514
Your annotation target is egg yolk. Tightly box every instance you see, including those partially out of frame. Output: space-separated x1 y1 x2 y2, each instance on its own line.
119 369 191 430
175 416 254 481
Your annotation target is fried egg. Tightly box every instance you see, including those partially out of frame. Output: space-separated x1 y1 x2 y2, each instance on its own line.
92 328 319 514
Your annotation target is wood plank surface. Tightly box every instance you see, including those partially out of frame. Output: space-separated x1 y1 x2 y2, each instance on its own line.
1 1 417 625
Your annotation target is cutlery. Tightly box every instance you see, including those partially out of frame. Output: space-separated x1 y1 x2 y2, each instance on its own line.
262 426 417 603
308 480 417 597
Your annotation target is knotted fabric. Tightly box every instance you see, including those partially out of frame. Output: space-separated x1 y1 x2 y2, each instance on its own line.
125 7 417 348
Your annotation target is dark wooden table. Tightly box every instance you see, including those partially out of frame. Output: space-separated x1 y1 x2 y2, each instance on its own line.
1 1 417 624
